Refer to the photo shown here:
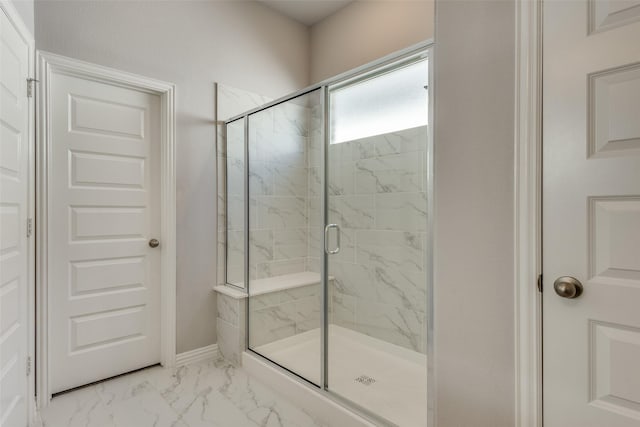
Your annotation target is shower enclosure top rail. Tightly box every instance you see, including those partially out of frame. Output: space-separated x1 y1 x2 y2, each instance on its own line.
223 39 432 125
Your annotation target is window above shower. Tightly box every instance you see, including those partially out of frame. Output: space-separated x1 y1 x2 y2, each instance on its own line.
330 59 428 144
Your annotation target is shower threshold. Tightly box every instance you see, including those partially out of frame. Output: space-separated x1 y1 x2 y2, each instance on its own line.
253 325 428 427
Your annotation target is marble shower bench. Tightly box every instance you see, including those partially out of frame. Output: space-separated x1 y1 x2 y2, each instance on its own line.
214 272 330 365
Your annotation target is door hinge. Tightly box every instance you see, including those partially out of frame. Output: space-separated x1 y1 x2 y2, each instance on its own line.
537 274 543 293
26 78 39 98
26 356 32 376
27 218 33 238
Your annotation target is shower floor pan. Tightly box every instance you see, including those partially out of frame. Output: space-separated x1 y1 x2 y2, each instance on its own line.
252 325 428 427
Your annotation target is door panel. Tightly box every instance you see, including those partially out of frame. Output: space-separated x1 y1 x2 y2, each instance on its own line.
543 0 640 425
0 8 30 427
49 72 161 393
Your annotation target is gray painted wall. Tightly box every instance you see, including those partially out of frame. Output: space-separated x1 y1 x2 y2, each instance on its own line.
10 0 34 35
433 0 516 425
35 0 310 353
309 0 434 83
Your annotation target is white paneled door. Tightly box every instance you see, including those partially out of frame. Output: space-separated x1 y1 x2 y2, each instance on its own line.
0 8 31 427
543 0 640 426
49 68 162 393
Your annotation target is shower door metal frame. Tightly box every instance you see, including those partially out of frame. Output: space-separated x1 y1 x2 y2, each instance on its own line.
223 40 435 427
222 116 248 290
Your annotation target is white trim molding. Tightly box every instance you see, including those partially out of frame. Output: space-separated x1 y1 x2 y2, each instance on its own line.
35 51 177 407
514 0 543 426
176 344 220 367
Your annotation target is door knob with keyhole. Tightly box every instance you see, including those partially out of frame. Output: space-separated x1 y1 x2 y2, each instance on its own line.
554 276 583 299
149 239 160 248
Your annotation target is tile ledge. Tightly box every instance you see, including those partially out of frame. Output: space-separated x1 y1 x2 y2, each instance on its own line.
214 272 332 299
213 284 248 299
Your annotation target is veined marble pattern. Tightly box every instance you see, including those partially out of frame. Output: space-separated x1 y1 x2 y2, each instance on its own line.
246 277 313 353
244 92 322 283
273 164 308 197
355 152 423 194
226 196 246 231
218 82 430 357
356 230 424 273
305 257 321 274
256 258 307 280
217 292 240 327
254 196 307 231
226 229 244 285
274 228 308 260
249 230 275 264
217 83 271 289
217 155 226 234
216 293 246 366
39 359 328 427
326 126 429 354
248 283 322 347
375 192 427 232
328 196 375 229
273 101 311 137
217 84 272 121
217 231 226 285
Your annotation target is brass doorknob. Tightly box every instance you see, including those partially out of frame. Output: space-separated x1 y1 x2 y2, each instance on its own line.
553 276 583 299
149 239 160 248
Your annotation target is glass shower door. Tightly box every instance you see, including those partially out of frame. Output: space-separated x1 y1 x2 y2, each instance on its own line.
246 89 323 386
325 58 430 426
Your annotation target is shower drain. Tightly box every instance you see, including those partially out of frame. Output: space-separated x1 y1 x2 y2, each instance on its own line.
354 375 376 386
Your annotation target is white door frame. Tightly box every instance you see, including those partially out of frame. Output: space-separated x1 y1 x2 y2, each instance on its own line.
514 0 543 426
0 0 36 424
35 51 177 407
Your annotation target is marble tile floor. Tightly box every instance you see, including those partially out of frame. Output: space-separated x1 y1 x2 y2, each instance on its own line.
37 358 329 427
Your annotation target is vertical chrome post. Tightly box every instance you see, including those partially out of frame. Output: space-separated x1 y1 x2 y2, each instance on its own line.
425 48 435 427
223 122 228 286
244 115 250 350
320 86 329 390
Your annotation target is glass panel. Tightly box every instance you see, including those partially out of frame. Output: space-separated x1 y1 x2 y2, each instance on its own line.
247 89 323 386
327 58 429 425
225 118 245 288
331 60 428 144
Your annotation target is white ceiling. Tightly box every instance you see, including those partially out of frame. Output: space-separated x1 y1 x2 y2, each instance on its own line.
259 0 353 26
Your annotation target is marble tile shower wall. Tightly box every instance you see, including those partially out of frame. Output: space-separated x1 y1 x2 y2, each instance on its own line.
322 126 429 354
246 99 324 348
305 103 323 275
216 83 272 288
216 84 323 361
247 100 318 280
249 283 321 348
217 84 428 356
225 119 247 285
216 84 319 286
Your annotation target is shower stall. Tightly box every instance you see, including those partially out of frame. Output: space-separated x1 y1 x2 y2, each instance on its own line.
221 45 432 426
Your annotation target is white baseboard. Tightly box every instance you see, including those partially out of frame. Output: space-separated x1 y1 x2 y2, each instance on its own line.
175 344 220 367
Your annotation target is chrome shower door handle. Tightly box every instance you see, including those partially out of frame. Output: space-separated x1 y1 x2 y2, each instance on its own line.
324 224 341 255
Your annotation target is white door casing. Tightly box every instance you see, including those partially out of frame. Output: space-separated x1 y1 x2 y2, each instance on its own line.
37 52 176 399
0 4 32 426
543 0 640 426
